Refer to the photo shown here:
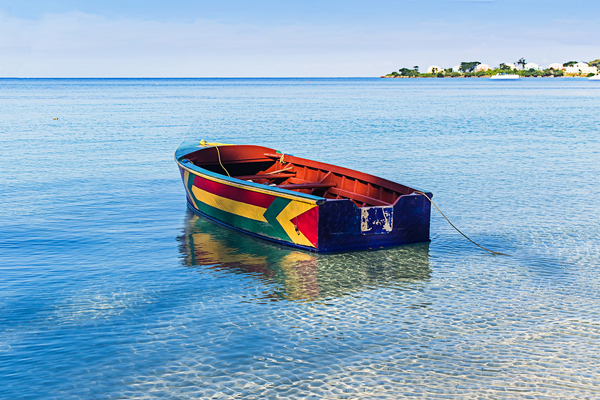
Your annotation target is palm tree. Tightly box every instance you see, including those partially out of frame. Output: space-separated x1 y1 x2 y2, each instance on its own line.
517 58 527 70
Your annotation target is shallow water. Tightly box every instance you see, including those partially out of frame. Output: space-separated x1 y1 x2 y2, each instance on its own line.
1 78 599 398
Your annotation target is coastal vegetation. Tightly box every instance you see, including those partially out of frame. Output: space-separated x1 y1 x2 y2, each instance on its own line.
382 58 598 78
588 59 600 68
459 61 481 72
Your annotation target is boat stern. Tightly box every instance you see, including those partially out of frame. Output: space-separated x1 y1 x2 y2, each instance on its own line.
316 193 432 252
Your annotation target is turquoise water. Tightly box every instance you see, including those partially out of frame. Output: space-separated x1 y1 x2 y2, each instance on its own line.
1 78 599 398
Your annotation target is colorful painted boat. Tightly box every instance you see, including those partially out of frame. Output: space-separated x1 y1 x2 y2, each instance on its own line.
175 140 432 252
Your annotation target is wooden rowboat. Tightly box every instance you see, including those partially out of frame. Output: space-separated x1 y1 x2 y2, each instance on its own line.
175 140 432 252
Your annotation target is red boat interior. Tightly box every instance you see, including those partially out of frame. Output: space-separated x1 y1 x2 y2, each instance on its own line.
183 145 416 208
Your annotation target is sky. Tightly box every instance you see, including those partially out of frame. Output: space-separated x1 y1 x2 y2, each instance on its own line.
1 0 599 77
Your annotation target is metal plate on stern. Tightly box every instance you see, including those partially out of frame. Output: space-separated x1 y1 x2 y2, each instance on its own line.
360 206 393 235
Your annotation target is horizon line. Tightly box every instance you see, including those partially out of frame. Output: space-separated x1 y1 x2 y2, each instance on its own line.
0 76 381 79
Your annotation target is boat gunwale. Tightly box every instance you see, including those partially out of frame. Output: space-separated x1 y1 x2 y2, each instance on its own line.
175 156 325 204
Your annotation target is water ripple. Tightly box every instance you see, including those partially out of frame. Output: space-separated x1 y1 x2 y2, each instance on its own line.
1 78 599 399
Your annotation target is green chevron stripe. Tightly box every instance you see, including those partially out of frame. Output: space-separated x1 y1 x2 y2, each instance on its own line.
262 197 293 241
186 172 195 194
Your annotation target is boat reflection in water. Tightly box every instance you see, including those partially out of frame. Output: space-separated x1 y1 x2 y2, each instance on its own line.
179 211 431 301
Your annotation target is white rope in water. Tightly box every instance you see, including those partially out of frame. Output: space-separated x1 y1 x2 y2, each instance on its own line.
415 191 509 256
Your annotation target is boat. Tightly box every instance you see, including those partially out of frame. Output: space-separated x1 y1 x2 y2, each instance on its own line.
589 75 600 80
175 140 432 252
490 73 520 80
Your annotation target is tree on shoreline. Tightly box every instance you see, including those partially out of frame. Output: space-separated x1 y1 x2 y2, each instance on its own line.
459 61 480 72
517 58 526 70
398 67 419 77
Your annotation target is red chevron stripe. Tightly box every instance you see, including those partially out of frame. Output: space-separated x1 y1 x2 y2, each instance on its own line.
193 175 276 209
290 206 319 247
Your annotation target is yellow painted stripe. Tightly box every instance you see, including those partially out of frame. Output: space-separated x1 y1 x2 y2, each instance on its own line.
191 186 268 223
276 201 317 248
177 160 318 205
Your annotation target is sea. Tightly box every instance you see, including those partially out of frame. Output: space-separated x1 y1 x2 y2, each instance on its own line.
1 77 599 399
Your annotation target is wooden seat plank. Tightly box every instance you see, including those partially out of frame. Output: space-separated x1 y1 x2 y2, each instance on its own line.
326 187 390 207
234 172 295 181
277 183 337 190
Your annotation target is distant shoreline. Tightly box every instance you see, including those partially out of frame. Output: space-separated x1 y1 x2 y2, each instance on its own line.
382 62 599 79
379 75 589 79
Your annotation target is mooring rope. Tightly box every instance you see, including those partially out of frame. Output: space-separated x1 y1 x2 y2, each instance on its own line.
415 191 509 256
199 139 232 177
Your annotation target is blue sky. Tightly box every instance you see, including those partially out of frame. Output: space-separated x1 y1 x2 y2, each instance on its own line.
1 0 599 77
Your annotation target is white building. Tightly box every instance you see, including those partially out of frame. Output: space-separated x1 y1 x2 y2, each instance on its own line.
453 65 461 72
524 63 540 70
475 64 492 72
565 62 598 75
575 62 597 74
548 63 563 70
427 65 442 74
